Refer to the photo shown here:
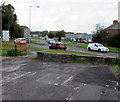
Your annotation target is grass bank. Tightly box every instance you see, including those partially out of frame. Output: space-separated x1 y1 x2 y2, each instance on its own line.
44 50 97 56
62 41 77 46
28 46 47 50
1 42 29 56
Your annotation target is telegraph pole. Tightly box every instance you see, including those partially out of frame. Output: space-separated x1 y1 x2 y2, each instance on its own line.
29 5 40 46
118 1 120 22
0 2 3 39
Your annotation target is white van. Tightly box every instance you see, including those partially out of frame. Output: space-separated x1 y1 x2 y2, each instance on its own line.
87 43 109 52
48 39 55 44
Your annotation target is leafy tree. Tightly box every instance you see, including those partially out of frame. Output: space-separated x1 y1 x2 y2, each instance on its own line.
56 30 65 41
48 31 55 39
18 25 28 38
66 32 74 34
2 4 19 38
92 24 108 45
107 32 120 48
41 30 48 37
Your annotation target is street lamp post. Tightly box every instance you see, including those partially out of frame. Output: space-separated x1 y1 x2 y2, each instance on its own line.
29 5 39 46
0 2 5 39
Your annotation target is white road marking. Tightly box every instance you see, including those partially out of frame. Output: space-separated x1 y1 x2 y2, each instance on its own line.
56 76 60 80
61 76 73 86
54 83 59 86
27 72 36 76
48 82 52 84
36 78 41 82
74 87 80 90
2 72 31 85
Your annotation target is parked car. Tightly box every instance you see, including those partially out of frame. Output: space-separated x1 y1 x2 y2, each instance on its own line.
78 40 88 43
14 38 26 44
87 43 109 52
48 39 55 44
69 38 76 42
49 42 67 50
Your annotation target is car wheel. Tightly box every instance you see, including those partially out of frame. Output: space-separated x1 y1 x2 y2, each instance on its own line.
98 49 101 52
88 47 91 51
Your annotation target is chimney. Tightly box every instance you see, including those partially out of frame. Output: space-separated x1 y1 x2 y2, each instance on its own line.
113 20 118 24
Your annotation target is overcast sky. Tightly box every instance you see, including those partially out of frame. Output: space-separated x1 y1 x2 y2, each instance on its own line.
1 0 119 33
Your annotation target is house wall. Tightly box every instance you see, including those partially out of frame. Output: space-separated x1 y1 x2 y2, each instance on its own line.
107 29 120 38
65 34 92 41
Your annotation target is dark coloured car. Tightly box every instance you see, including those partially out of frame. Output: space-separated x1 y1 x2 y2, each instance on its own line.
78 40 88 43
49 42 67 50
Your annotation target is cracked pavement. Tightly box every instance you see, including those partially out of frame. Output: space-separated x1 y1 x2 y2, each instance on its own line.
1 52 120 101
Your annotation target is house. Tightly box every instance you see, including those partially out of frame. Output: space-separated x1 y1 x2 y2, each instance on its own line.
3 30 10 41
24 27 30 40
106 20 120 38
66 33 92 41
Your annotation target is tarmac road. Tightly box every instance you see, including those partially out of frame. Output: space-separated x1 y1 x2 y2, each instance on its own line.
1 52 120 100
29 42 119 57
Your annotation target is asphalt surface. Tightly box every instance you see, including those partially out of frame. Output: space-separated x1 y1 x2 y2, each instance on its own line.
1 52 120 101
29 42 120 57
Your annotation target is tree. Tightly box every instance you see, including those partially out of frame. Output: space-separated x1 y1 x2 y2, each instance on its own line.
2 4 19 38
56 30 66 41
107 32 120 48
41 30 48 37
18 25 29 38
48 31 55 39
92 24 108 45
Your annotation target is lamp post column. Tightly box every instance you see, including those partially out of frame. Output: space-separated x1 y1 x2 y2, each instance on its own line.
29 5 39 46
28 6 31 46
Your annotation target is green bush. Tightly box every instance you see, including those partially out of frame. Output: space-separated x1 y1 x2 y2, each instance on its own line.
7 49 22 56
107 32 120 48
113 58 120 66
20 51 29 55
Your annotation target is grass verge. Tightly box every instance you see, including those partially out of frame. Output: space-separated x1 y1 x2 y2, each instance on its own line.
1 42 29 56
108 46 120 53
28 46 47 50
44 50 96 56
0 49 30 56
0 50 7 56
77 43 88 48
30 39 40 43
61 41 77 46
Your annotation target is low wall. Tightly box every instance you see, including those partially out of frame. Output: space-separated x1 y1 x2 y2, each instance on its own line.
37 51 117 65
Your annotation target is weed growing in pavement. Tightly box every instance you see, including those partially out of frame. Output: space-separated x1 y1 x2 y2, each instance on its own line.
111 57 120 78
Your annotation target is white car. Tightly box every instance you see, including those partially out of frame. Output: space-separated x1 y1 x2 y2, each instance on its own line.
14 38 26 44
87 43 109 52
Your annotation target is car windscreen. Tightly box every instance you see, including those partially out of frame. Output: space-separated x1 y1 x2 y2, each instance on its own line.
98 44 104 47
60 43 65 46
18 38 25 40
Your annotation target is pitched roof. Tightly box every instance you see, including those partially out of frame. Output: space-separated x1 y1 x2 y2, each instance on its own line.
107 22 120 30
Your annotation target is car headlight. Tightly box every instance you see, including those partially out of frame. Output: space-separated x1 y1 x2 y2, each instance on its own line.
101 48 105 50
